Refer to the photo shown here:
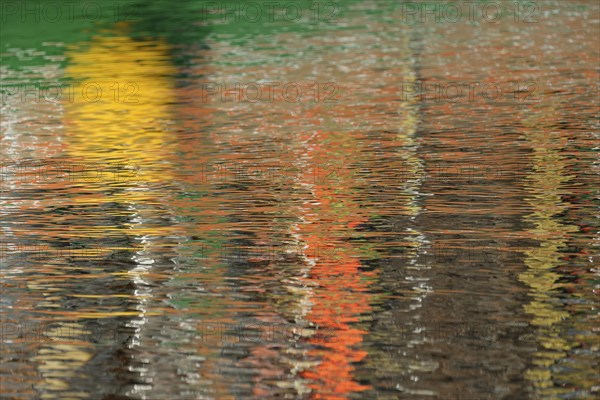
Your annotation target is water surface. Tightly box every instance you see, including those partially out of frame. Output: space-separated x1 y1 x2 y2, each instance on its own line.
1 1 598 399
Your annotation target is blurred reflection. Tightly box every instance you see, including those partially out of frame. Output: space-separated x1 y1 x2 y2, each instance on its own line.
1 1 598 399
291 127 375 398
518 102 581 398
29 28 181 398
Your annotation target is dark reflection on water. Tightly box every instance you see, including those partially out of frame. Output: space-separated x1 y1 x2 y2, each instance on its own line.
1 0 598 399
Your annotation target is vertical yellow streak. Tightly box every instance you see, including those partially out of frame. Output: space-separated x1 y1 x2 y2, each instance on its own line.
65 35 176 169
31 30 178 398
519 104 578 396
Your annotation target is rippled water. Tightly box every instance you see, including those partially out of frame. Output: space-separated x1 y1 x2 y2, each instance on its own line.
1 1 599 399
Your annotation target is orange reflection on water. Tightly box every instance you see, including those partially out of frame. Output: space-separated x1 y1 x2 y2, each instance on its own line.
293 127 376 399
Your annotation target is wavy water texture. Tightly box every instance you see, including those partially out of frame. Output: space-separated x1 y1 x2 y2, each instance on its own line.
1 1 598 399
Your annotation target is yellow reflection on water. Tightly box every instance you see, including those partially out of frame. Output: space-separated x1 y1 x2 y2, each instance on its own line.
33 323 92 399
377 34 435 396
65 34 176 177
30 29 180 398
518 104 578 396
